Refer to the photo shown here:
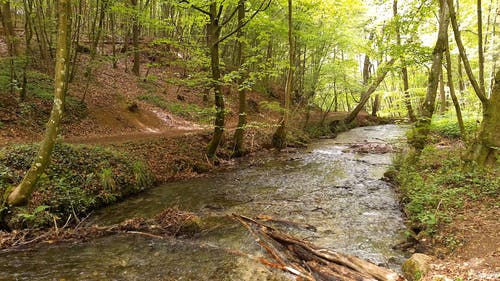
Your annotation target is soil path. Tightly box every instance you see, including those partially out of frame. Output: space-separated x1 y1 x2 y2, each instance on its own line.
63 127 208 145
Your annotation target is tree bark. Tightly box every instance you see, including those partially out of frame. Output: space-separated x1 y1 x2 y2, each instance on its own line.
272 0 293 149
233 0 247 157
206 3 225 157
410 0 449 150
344 59 395 124
7 0 71 206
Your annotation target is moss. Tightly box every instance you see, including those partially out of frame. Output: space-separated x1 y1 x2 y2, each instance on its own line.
0 143 154 229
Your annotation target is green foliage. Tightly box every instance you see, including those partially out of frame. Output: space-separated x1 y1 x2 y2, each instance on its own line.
394 145 499 235
430 115 479 139
0 143 154 228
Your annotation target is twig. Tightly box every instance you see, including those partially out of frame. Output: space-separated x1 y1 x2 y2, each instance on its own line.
125 231 164 240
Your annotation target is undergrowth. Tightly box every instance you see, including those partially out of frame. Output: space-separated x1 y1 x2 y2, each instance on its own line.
429 115 479 139
394 145 499 237
0 143 154 229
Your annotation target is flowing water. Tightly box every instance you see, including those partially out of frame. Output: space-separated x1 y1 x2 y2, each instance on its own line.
0 124 408 280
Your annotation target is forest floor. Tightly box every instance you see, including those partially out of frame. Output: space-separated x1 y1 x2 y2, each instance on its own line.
422 198 499 281
1 51 497 280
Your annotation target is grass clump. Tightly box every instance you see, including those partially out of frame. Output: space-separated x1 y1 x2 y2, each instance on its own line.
0 143 154 229
394 145 499 236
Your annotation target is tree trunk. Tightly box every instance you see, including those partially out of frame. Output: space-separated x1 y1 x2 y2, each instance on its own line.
469 70 500 166
0 1 19 98
477 0 485 95
272 0 293 149
447 0 488 106
410 0 449 150
394 0 416 122
7 0 71 206
131 0 141 76
206 3 225 157
344 59 395 124
233 0 247 157
439 70 447 114
445 34 466 139
371 94 380 117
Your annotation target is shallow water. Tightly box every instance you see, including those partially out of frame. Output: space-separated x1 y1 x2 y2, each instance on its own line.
0 124 408 280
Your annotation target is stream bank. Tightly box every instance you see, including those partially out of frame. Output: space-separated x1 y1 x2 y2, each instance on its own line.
0 124 409 280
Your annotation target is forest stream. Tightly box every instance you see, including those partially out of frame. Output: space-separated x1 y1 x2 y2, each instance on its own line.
0 124 409 280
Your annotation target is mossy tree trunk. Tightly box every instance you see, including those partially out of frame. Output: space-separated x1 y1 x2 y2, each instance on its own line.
410 0 449 150
469 70 500 166
272 0 293 149
7 0 71 206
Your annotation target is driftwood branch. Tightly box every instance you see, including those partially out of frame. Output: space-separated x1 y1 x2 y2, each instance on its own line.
233 214 405 281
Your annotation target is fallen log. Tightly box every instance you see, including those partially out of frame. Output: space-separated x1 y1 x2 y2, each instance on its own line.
234 214 406 281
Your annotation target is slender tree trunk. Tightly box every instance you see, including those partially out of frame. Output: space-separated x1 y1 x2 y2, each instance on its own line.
233 0 247 157
110 10 118 69
439 70 447 114
344 59 395 124
445 34 466 139
371 94 380 117
274 1 293 140
7 0 71 206
131 0 141 76
457 55 465 95
410 0 449 150
477 0 485 95
486 0 498 97
272 0 293 149
393 0 416 121
69 0 82 82
0 1 19 98
206 3 224 157
448 0 488 106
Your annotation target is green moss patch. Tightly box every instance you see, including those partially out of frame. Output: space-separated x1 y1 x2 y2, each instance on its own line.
0 143 154 229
